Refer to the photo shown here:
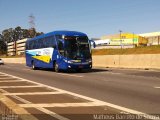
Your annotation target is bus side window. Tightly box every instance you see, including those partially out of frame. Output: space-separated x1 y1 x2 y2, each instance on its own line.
26 42 29 50
28 41 31 50
43 38 47 48
45 37 49 48
34 40 37 49
55 35 63 48
50 36 56 48
58 41 63 50
58 41 65 56
41 39 45 48
30 41 34 49
46 36 56 48
51 36 56 48
48 37 52 47
37 39 43 48
37 39 39 48
55 35 64 55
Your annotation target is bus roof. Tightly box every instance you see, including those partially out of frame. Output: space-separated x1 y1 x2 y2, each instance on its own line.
27 30 87 42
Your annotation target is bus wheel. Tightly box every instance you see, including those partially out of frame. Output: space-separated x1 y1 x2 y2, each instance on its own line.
31 61 36 70
54 62 59 72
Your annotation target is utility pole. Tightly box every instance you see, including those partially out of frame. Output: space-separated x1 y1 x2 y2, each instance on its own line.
133 32 134 48
158 36 160 45
119 30 122 49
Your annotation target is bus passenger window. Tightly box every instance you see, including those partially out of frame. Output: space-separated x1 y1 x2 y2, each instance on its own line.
58 41 64 56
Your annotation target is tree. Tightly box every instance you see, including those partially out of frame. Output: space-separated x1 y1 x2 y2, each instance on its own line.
0 26 43 55
14 26 23 40
36 32 44 36
2 28 13 43
2 27 43 43
0 34 7 54
28 28 36 38
22 29 30 38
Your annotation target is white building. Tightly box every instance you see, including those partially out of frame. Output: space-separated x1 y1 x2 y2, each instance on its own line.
139 32 160 45
7 38 29 56
94 39 110 46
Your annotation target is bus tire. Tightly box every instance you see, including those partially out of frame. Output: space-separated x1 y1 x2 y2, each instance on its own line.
31 61 36 70
55 62 59 72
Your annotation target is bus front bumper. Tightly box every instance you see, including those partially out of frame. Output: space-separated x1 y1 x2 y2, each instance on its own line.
67 62 92 70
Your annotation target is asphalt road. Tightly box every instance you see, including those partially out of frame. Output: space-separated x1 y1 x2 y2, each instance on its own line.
0 63 160 114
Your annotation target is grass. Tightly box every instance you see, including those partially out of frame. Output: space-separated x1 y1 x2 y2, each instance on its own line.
92 45 160 55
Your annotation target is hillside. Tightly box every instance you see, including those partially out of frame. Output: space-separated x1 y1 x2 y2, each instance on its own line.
92 45 160 55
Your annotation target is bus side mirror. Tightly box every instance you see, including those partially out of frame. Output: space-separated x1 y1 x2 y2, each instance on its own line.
89 40 96 48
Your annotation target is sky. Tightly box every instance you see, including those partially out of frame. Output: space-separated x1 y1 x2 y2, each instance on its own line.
0 0 160 38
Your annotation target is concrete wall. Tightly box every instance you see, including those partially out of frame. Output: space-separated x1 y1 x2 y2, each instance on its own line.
2 54 160 69
3 58 26 64
92 54 160 69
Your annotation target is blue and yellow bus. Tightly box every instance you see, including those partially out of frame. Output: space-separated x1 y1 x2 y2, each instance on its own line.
25 31 92 72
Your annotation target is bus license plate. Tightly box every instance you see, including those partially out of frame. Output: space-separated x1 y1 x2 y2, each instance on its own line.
79 66 83 68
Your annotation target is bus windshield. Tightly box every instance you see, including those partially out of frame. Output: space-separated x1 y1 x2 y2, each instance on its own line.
64 36 91 60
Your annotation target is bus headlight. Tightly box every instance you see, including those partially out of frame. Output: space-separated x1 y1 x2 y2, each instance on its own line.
64 59 74 63
68 60 73 63
87 59 92 63
64 59 68 63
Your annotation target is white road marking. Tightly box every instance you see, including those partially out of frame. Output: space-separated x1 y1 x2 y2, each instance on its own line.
56 73 83 78
0 71 158 120
0 77 16 79
0 92 39 120
0 88 7 93
20 102 107 108
14 95 70 120
22 68 32 71
3 88 70 120
0 80 26 82
0 75 9 76
154 87 160 89
0 75 71 120
108 72 122 75
1 88 31 104
11 95 32 104
91 71 122 75
0 85 42 89
37 107 70 120
3 91 64 95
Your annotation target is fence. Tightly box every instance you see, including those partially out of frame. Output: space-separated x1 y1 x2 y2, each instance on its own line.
92 54 160 69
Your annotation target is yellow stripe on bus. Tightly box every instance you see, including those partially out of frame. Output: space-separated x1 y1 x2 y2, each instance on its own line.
32 56 51 63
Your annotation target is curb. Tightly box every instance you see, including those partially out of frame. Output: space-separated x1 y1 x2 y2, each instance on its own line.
0 94 38 120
